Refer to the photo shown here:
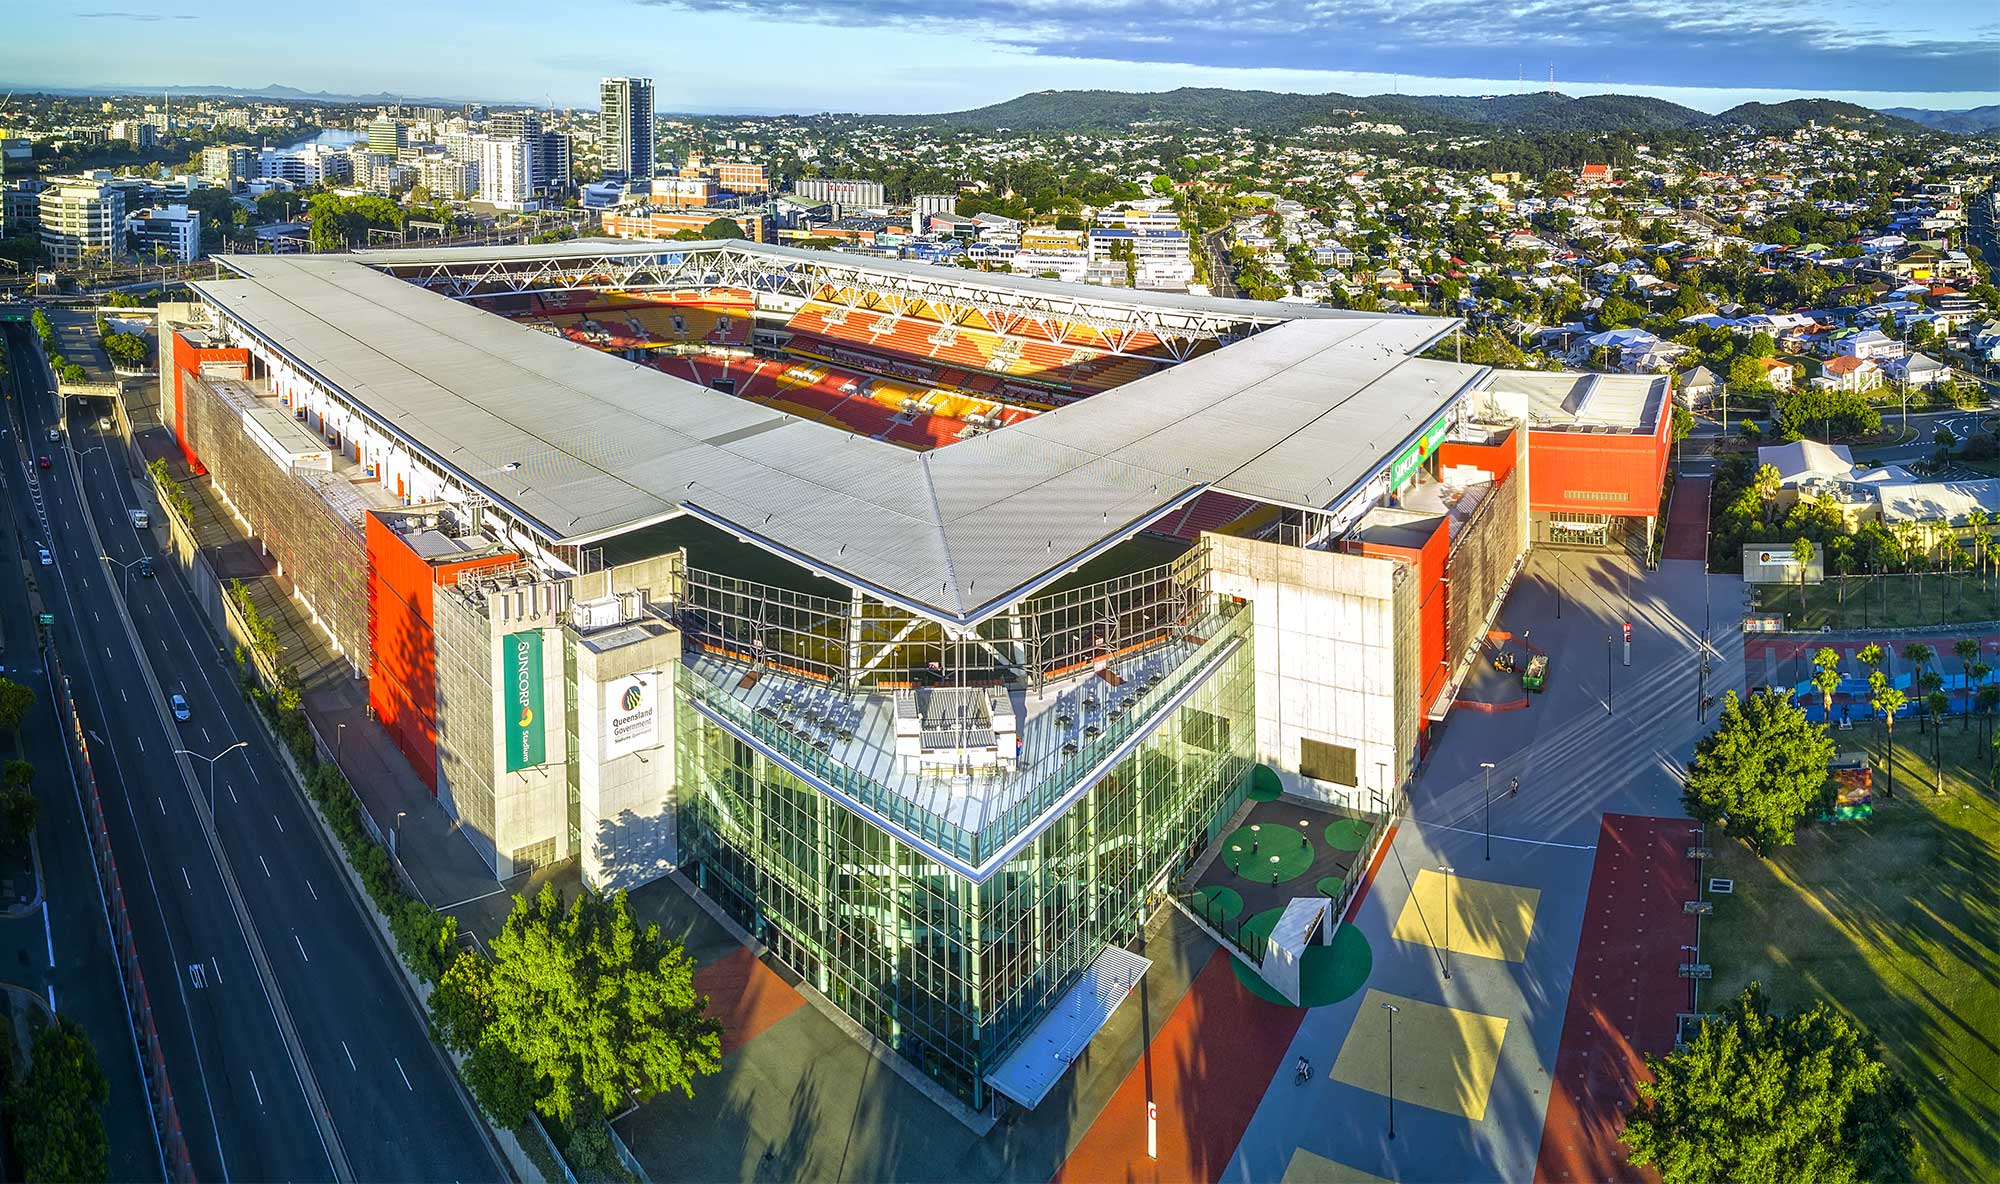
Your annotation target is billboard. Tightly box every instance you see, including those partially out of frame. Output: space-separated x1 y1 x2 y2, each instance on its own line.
603 670 660 761
502 630 546 771
1742 545 1823 585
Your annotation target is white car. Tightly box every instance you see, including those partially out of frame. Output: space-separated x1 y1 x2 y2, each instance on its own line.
170 694 190 722
36 548 51 567
46 428 58 443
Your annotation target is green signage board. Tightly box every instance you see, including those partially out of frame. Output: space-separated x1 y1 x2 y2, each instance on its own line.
1387 412 1453 492
36 613 53 627
502 629 546 772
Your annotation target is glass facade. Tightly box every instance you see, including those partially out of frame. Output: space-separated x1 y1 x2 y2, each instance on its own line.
674 608 1255 1109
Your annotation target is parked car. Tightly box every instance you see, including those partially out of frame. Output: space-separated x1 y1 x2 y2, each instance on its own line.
169 694 190 722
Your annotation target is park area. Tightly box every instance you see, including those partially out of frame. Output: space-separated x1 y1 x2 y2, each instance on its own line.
1754 571 2000 632
1701 727 2000 1183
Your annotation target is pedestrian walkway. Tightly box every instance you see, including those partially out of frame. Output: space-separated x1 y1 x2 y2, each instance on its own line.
1533 813 1699 1183
1660 477 1709 563
1053 948 1307 1184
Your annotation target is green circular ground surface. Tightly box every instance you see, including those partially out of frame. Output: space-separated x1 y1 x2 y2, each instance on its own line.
1315 876 1346 899
1248 764 1284 801
1221 824 1315 884
1325 818 1373 852
1192 884 1245 924
1241 906 1286 949
1232 924 1375 1008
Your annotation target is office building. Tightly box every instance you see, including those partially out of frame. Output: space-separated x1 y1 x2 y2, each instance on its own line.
127 204 203 262
38 177 128 265
367 117 410 155
599 77 655 194
202 144 257 189
477 136 537 211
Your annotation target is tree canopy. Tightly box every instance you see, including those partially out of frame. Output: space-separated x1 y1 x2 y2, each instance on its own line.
431 883 720 1125
1623 984 1914 1184
1683 689 1834 855
12 1016 110 1183
0 678 36 735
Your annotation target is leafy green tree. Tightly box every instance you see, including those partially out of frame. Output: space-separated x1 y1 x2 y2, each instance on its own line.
12 1016 110 1183
699 216 746 240
1750 463 1781 527
1683 689 1834 855
0 679 35 736
431 884 720 1124
1792 538 1814 614
1622 983 1914 1184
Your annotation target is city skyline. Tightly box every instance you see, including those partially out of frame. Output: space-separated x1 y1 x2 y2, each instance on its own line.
10 0 1999 114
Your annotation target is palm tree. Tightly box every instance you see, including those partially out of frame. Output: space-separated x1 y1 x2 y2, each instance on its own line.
1752 462 1782 527
1956 640 1982 730
1870 671 1906 800
1967 508 1991 579
1904 642 1935 681
1811 646 1842 724
1792 537 1815 620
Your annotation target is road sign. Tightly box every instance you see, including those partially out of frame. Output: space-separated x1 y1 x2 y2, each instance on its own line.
36 613 52 626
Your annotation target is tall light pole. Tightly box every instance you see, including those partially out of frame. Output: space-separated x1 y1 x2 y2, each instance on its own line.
1439 864 1456 979
176 740 248 815
1478 761 1495 860
1680 944 1699 1016
1607 633 1616 716
100 553 143 595
1381 1001 1400 1139
393 810 406 856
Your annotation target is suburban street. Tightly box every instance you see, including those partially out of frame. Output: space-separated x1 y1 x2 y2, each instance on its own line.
0 324 505 1182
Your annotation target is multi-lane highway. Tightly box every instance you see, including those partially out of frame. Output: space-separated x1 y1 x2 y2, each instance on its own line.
1 324 506 1182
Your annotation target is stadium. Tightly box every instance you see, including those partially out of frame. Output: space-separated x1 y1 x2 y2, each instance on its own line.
157 239 1671 1113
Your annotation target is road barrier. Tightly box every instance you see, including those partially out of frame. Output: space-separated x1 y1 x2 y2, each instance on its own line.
45 647 197 1182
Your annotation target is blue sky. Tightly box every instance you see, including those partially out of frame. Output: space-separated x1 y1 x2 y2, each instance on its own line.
8 0 1998 113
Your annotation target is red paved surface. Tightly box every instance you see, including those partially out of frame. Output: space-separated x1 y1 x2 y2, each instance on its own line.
693 947 807 1057
1052 950 1304 1184
1534 813 1700 1183
1660 476 1709 563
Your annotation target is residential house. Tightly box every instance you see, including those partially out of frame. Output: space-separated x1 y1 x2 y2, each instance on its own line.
1818 355 1882 393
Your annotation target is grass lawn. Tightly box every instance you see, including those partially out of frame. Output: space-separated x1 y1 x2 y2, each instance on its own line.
1702 726 2000 1183
1755 572 2000 632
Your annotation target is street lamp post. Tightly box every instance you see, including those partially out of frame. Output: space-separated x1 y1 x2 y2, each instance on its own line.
393 811 407 856
1439 864 1455 979
1478 761 1495 860
1555 552 1563 619
1680 943 1700 1015
1381 1001 1400 1139
336 722 346 758
100 553 142 595
175 740 248 816
1607 634 1616 715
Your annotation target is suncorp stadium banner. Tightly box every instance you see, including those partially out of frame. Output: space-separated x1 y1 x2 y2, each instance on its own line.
602 670 660 762
502 630 546 772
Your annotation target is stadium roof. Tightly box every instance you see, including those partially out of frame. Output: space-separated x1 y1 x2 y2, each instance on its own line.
1481 369 1668 435
194 249 1481 624
349 237 1358 324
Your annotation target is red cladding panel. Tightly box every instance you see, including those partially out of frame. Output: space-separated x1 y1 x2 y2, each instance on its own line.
169 332 249 475
365 514 440 793
1527 429 1671 518
1355 516 1452 721
1437 436 1517 484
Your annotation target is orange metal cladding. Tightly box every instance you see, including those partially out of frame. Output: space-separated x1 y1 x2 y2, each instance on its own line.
1436 435 1519 485
364 512 517 794
1354 516 1452 723
169 331 250 474
1526 410 1672 518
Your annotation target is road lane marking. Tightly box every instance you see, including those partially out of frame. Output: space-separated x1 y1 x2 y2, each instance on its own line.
119 688 126 702
228 784 237 805
305 880 317 901
41 900 53 967
45 985 54 1013
211 958 221 983
180 866 192 892
393 1056 412 1091
341 1041 355 1071
293 932 308 963
258 855 270 878
272 814 283 834
156 797 165 815
249 1070 263 1107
